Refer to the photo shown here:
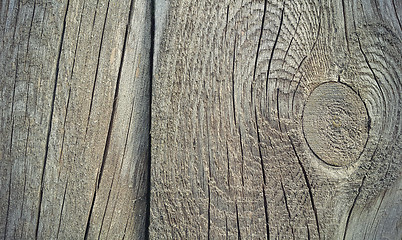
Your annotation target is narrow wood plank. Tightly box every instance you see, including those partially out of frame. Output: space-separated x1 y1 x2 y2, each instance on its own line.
151 0 401 239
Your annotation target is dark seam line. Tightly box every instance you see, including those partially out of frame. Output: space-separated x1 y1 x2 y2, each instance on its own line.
145 0 155 238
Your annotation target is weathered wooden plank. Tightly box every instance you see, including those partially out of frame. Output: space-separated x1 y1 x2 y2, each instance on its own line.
0 0 151 239
151 0 401 239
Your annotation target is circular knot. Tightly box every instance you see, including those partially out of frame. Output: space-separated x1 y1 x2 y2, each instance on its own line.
302 82 369 166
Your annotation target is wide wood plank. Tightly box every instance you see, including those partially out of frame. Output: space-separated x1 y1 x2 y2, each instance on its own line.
151 0 401 239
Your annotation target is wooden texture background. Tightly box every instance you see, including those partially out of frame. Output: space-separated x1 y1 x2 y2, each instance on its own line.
150 0 401 239
1 0 401 239
1 0 151 239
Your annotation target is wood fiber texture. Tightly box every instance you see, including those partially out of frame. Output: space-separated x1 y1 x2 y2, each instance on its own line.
151 0 401 239
0 0 151 239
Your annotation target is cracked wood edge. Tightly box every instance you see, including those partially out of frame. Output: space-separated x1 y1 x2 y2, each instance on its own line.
0 0 151 239
151 0 401 239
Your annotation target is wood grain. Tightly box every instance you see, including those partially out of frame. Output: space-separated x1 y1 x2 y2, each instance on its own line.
151 0 401 239
0 0 151 239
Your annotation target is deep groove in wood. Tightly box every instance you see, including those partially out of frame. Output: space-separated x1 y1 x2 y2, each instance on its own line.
35 1 70 238
145 0 155 238
266 6 285 99
262 187 270 240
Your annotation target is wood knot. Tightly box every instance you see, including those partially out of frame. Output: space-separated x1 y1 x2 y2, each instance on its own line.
302 82 369 167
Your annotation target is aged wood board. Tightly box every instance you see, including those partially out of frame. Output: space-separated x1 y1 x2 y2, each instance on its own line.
150 0 401 239
1 0 151 239
1 0 401 239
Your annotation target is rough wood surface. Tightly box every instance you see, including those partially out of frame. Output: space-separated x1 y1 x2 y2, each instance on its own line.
151 0 401 239
0 0 151 239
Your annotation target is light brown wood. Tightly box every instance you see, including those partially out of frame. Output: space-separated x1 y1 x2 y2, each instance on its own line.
0 0 151 239
151 0 401 239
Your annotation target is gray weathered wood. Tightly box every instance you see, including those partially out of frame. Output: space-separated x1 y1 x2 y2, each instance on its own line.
151 0 401 239
0 0 151 239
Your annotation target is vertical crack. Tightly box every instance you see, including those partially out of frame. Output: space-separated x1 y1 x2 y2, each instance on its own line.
94 0 113 189
86 0 110 135
56 179 69 239
26 1 36 55
288 136 321 239
85 0 136 237
343 176 366 240
35 1 70 238
84 182 97 240
145 0 155 238
226 141 230 190
276 88 282 131
235 203 241 240
70 1 85 80
262 187 270 240
255 107 266 185
224 5 229 39
290 55 306 113
121 213 131 240
97 172 116 240
231 36 237 126
341 0 350 52
251 0 268 104
280 181 291 219
251 1 269 191
58 88 71 178
207 184 211 240
225 214 228 240
282 14 301 68
238 126 245 187
266 6 284 99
